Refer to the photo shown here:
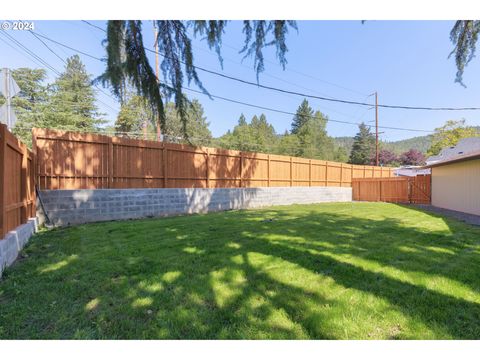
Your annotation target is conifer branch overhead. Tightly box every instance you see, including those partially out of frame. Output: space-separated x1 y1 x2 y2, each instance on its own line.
99 20 296 134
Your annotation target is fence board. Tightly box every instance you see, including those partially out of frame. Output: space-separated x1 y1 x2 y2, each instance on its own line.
33 128 395 190
0 124 36 238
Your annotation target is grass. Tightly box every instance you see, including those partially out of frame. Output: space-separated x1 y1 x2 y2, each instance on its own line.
1 202 480 339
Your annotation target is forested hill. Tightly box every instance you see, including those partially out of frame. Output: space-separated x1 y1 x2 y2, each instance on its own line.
333 134 433 155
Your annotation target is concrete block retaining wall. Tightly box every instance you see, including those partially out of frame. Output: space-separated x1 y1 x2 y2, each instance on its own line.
0 218 38 278
40 186 352 226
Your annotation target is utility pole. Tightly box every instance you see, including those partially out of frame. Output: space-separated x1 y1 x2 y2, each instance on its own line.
375 91 379 166
153 22 162 142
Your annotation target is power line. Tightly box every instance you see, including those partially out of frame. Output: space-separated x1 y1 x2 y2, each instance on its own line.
180 86 433 133
31 32 103 61
2 31 119 113
82 20 370 99
1 31 61 76
4 29 433 134
29 30 67 65
80 21 480 112
81 20 106 33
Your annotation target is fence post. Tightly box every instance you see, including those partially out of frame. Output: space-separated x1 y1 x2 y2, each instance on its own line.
309 159 312 187
325 161 329 187
340 163 343 187
379 179 383 202
108 137 114 189
206 148 210 188
288 157 292 187
0 125 6 239
267 154 270 187
163 145 168 188
20 143 28 224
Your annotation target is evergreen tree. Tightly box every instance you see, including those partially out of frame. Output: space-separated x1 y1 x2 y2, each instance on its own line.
276 130 300 156
219 113 278 153
296 110 335 159
291 99 314 134
10 68 49 147
349 122 376 164
237 113 247 126
43 55 104 130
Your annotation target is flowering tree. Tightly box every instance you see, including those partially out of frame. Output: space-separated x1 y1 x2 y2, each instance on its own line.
399 149 426 166
370 149 398 166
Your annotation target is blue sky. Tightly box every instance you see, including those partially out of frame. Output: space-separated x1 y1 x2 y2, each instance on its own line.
1 20 479 141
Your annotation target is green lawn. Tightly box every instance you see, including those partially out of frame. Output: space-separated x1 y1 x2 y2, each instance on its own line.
1 202 480 339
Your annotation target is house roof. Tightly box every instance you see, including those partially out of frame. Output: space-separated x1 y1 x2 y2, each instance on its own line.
421 149 480 168
423 137 480 168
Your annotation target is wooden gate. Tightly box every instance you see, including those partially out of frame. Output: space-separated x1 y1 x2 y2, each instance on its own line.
352 175 431 204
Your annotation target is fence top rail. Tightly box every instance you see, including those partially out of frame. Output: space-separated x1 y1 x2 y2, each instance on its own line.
352 177 404 182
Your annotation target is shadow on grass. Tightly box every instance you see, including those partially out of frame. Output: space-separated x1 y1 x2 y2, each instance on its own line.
1 203 480 339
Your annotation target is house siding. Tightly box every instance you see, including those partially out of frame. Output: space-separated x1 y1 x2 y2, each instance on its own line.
432 159 480 216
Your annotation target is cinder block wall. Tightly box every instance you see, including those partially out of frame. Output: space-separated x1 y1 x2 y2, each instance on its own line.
0 218 38 277
39 186 352 226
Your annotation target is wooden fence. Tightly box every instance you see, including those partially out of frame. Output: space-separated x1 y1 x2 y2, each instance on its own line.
33 128 394 190
352 175 431 204
0 124 36 238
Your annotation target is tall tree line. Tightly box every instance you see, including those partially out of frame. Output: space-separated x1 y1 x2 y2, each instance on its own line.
11 55 104 147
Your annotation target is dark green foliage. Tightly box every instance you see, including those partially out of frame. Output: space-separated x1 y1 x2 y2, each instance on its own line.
291 99 314 134
294 110 335 160
218 113 277 152
11 58 103 147
334 135 432 157
100 20 296 136
43 55 104 130
450 21 480 85
349 122 375 165
11 68 49 146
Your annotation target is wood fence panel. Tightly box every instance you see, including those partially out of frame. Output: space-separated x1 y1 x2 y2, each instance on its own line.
0 124 36 239
352 176 430 204
33 128 394 191
409 175 431 204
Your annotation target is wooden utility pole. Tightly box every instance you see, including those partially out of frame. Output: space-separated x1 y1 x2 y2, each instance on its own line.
153 22 162 142
375 91 379 166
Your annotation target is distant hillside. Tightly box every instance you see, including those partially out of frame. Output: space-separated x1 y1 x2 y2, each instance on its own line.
333 134 432 155
382 135 433 154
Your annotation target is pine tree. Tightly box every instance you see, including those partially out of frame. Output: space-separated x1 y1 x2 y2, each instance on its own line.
349 122 376 164
296 110 335 159
237 113 247 126
291 99 314 134
11 68 49 147
44 55 104 130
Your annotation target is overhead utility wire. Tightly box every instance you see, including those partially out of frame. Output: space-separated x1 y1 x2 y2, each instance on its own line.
79 21 480 112
21 29 434 134
2 31 118 113
180 86 433 133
